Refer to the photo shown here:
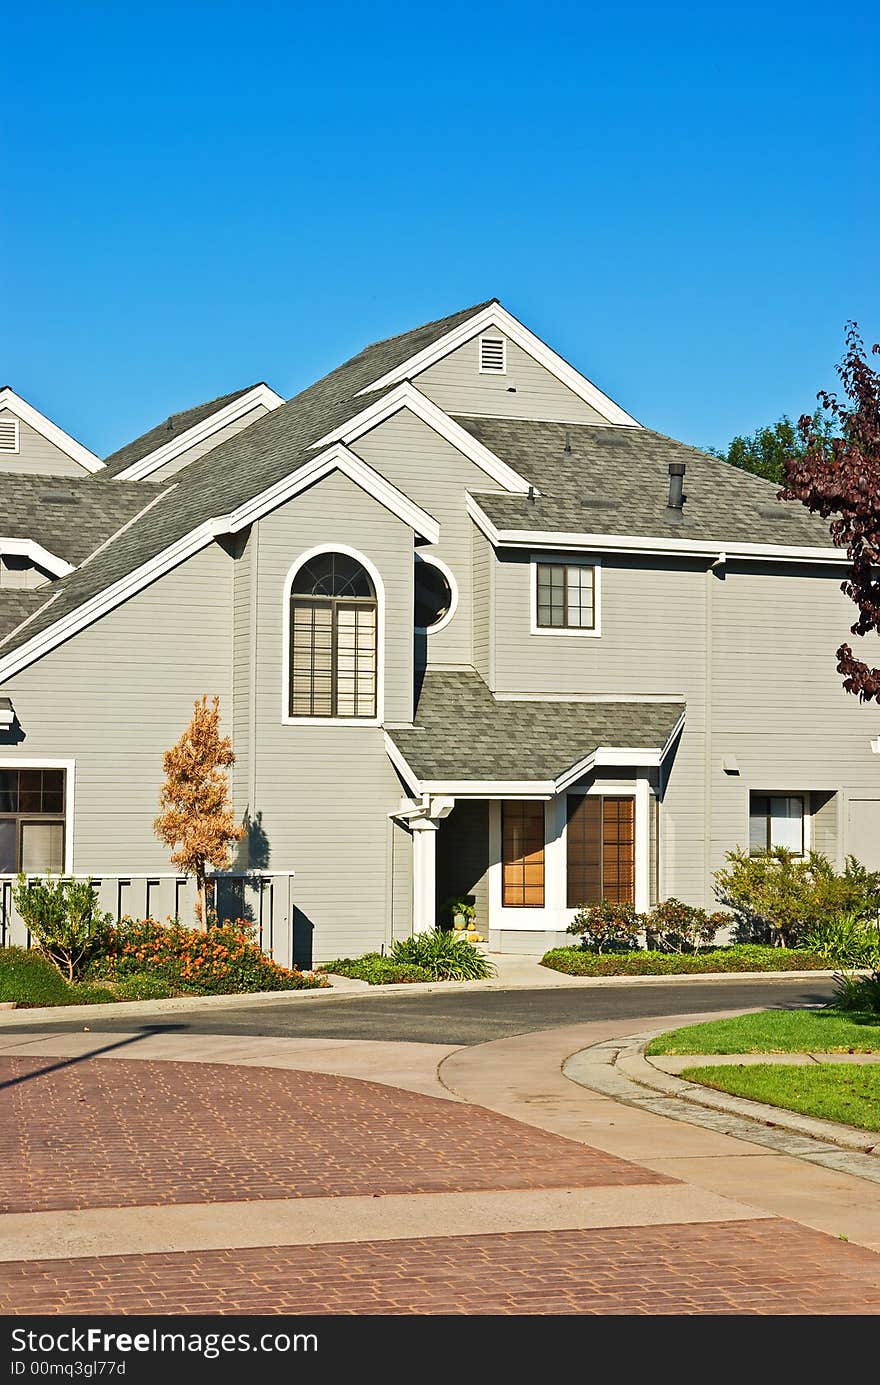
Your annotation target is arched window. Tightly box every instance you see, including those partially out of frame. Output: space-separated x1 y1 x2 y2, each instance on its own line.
289 551 378 719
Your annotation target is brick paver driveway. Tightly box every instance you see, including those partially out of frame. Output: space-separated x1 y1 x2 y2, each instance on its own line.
1 1042 879 1315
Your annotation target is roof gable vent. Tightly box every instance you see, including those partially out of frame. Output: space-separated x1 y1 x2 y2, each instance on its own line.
0 417 20 453
479 335 507 374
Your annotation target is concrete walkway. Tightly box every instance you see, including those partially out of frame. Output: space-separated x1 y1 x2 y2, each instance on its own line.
1 1008 879 1314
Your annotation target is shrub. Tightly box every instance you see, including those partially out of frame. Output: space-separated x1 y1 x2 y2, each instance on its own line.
11 875 113 981
567 900 644 953
714 849 880 947
389 930 495 981
803 911 880 969
832 969 880 1014
541 944 832 976
646 898 729 953
0 946 115 1006
320 954 432 985
93 917 325 994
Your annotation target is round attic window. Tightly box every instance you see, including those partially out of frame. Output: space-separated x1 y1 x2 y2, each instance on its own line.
414 555 457 633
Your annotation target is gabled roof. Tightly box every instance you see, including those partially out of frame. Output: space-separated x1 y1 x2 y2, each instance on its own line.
386 671 685 791
0 590 56 644
0 302 504 678
0 388 104 474
101 385 266 478
0 475 160 566
459 418 835 553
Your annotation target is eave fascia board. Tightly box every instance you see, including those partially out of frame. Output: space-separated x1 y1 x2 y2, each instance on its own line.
310 383 533 496
0 537 74 578
0 448 438 684
464 495 845 566
0 388 103 473
354 303 641 429
421 780 556 797
114 384 285 481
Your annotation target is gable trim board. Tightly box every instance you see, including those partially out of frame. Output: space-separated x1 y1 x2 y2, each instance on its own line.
0 389 103 474
465 493 845 566
310 383 534 495
0 445 438 683
354 304 642 430
113 384 285 481
0 539 74 580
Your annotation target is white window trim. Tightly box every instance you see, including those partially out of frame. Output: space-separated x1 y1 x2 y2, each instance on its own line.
415 552 459 635
281 543 386 727
0 757 76 874
529 552 602 637
478 335 507 375
488 774 651 932
0 417 20 453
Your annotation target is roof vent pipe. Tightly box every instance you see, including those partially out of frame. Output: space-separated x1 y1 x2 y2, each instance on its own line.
667 461 686 511
564 430 572 454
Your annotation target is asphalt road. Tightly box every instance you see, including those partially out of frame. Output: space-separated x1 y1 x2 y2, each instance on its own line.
0 976 837 1046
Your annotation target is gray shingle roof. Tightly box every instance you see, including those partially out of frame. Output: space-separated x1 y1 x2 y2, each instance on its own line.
388 671 684 783
0 590 55 643
0 302 495 662
0 475 161 565
456 418 835 550
101 385 260 477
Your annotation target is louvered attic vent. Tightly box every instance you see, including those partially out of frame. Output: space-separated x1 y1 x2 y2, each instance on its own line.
479 335 507 374
0 418 20 452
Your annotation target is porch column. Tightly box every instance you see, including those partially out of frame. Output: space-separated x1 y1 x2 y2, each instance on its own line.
634 773 651 913
411 817 439 932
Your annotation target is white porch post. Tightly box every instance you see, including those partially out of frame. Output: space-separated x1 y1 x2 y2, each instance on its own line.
634 772 651 914
411 817 438 932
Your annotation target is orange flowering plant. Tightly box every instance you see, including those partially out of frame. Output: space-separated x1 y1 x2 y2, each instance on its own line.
92 917 327 994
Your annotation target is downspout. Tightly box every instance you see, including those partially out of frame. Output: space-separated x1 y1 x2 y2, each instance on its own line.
703 558 718 906
248 521 259 855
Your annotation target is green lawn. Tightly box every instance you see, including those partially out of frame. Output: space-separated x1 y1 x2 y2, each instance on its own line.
646 1008 880 1055
681 1063 880 1134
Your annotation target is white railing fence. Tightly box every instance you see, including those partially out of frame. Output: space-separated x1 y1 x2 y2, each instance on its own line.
0 871 296 969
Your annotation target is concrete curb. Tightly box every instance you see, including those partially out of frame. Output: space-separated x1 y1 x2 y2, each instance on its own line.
0 966 839 1028
564 1029 880 1184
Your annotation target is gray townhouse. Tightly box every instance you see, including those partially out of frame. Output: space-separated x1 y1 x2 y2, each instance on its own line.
2 303 880 966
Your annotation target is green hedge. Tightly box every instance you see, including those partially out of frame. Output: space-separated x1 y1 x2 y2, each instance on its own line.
540 944 831 976
0 947 118 1007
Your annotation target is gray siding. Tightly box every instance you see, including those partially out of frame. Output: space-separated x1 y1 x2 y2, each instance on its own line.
472 527 493 687
144 404 271 481
0 543 233 872
415 335 612 425
351 407 503 668
0 409 87 477
487 547 880 907
241 469 416 963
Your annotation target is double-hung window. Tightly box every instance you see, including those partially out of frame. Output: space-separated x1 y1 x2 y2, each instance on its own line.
0 768 66 873
290 553 378 719
749 794 805 855
535 561 596 630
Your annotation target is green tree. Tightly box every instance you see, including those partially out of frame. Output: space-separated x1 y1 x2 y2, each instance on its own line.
709 412 833 483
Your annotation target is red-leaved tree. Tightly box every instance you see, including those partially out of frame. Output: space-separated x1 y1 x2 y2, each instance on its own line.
783 323 880 700
155 696 245 927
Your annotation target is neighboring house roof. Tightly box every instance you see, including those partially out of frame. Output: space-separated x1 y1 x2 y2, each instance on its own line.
386 671 685 790
458 419 834 551
101 385 263 477
0 475 160 567
0 387 104 474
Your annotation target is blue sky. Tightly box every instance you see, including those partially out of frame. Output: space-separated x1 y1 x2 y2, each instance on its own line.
2 1 877 457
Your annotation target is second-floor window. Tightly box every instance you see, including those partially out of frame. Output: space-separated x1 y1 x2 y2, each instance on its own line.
536 561 596 630
290 552 377 719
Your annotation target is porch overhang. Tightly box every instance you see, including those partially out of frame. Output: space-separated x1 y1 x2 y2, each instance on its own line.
0 697 14 729
384 671 685 800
